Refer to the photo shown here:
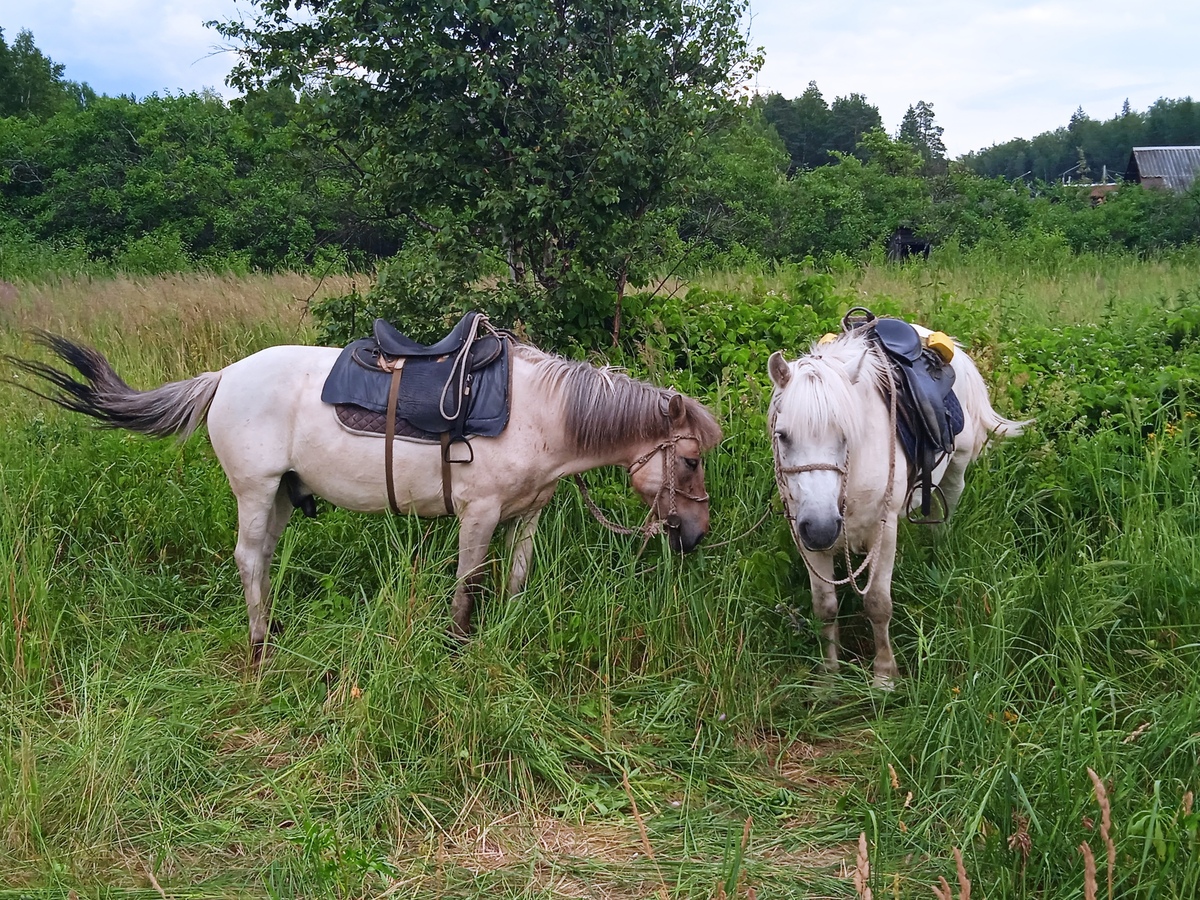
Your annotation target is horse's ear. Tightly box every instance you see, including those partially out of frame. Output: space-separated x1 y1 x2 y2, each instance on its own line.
667 392 687 426
768 352 791 389
843 351 868 385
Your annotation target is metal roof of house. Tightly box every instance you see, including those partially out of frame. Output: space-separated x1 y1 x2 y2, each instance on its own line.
1124 146 1200 192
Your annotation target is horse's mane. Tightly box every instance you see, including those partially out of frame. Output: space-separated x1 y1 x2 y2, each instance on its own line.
513 343 722 455
770 330 886 445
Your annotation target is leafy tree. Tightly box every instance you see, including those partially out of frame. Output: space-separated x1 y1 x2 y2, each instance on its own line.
1144 96 1200 146
0 91 401 271
827 92 882 158
784 129 929 257
675 101 791 262
897 100 946 173
0 28 88 119
964 96 1200 184
214 0 759 342
759 84 881 171
761 82 831 171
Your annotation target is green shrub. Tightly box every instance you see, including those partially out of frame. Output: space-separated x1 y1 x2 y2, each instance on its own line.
115 228 192 275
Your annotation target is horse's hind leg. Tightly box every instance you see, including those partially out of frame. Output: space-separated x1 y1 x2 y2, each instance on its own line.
233 479 294 664
935 449 971 522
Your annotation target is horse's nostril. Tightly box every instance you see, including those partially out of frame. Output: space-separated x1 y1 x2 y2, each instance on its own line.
666 514 682 530
798 517 841 551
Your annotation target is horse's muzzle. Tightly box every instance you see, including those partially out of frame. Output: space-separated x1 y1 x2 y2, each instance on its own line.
667 515 707 553
797 515 842 552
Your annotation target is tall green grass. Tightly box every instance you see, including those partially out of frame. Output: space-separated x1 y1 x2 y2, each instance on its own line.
2 260 1199 897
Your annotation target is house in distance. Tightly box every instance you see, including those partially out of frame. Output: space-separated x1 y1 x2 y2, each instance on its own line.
1124 146 1200 193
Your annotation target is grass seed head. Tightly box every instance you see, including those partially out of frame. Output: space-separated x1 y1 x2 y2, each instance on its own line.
854 831 873 900
1080 841 1097 900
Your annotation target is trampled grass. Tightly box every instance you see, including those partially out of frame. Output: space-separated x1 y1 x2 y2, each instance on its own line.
2 263 1199 897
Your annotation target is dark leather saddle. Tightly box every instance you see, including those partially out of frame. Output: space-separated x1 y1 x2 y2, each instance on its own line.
320 311 512 514
844 309 964 522
322 312 510 438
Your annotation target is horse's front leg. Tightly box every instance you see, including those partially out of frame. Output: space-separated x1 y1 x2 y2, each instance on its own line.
505 509 543 596
864 517 901 689
804 551 841 674
450 502 503 640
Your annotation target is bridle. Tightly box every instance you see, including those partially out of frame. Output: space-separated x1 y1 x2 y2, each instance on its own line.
771 344 898 597
574 429 709 542
628 432 710 529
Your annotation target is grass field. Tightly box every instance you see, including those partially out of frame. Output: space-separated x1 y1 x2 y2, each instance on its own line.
2 259 1199 898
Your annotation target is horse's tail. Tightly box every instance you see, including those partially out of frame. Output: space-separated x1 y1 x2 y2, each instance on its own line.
6 332 221 440
952 346 1033 444
980 405 1032 441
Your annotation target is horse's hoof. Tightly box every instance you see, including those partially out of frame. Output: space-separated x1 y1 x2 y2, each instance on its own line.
443 626 471 654
251 640 270 668
872 673 897 692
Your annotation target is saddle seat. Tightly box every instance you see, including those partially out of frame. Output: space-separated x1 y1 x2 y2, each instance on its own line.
374 313 484 358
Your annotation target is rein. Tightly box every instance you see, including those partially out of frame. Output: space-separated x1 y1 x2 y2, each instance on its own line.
771 343 898 597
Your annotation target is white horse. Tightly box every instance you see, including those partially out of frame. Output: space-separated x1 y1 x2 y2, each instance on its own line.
11 333 722 659
767 325 1027 687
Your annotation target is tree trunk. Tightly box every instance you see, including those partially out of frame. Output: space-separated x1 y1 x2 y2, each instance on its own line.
502 229 526 284
612 262 628 347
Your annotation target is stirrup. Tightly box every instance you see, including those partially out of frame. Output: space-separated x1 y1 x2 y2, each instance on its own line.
905 482 949 525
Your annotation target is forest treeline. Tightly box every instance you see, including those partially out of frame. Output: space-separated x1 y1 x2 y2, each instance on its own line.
963 97 1200 183
2 25 1199 289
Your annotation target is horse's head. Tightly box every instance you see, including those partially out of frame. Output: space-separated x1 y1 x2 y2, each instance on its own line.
768 343 872 553
628 393 721 553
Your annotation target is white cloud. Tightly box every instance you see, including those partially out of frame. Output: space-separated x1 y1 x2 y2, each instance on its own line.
8 0 238 97
748 0 1200 154
6 0 1200 153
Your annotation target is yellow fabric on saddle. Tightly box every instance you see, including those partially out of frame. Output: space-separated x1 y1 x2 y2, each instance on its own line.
924 331 955 363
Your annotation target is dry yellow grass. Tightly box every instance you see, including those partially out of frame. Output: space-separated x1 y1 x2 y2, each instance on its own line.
0 271 352 337
0 272 355 398
845 257 1200 327
678 255 1200 333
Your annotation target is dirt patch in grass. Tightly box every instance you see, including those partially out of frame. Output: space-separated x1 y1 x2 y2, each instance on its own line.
388 807 854 899
741 729 859 790
389 814 653 899
211 724 323 769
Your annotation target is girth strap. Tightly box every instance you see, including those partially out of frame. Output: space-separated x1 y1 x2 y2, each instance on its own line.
439 433 454 515
384 360 405 516
383 360 456 517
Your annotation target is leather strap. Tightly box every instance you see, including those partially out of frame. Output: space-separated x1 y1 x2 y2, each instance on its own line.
439 432 454 515
384 360 404 515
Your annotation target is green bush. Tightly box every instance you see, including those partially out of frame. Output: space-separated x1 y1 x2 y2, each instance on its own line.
115 228 192 275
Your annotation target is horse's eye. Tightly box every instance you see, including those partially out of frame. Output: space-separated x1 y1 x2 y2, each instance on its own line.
682 457 699 471
774 429 789 445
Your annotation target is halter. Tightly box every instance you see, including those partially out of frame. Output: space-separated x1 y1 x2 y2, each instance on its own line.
574 429 709 542
771 342 898 597
628 432 710 525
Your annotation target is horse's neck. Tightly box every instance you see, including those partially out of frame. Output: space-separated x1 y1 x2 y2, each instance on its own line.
846 375 899 503
512 355 653 477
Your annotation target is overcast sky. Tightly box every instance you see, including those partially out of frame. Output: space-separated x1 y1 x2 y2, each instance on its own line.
6 0 1200 156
